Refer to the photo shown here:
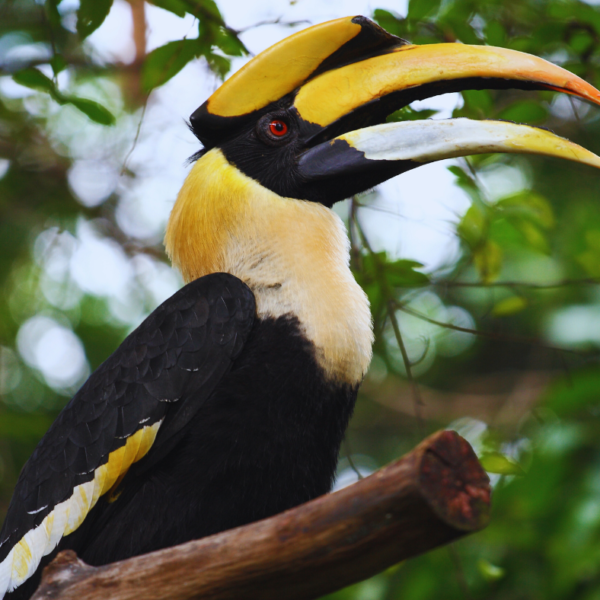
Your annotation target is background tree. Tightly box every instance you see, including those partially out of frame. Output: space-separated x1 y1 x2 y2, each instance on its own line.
1 0 600 598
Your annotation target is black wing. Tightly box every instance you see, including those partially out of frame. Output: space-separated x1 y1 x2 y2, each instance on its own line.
0 273 255 597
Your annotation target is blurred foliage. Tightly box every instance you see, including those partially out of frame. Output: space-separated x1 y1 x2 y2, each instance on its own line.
2 0 600 598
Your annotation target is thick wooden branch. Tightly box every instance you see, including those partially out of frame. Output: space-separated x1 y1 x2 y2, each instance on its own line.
32 430 490 600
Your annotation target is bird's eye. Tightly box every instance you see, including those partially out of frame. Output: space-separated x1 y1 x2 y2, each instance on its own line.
269 120 288 137
256 115 292 145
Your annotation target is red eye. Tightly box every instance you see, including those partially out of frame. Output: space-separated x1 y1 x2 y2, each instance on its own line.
269 119 288 137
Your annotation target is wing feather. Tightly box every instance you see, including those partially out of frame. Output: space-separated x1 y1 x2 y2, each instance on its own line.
0 273 255 598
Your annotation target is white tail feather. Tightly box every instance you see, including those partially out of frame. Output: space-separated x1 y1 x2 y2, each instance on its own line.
0 547 15 598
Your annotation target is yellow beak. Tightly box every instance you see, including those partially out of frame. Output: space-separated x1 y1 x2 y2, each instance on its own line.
294 43 600 127
190 16 600 197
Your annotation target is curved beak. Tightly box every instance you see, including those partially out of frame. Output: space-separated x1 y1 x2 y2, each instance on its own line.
299 119 600 182
294 40 600 190
293 43 600 128
192 15 600 193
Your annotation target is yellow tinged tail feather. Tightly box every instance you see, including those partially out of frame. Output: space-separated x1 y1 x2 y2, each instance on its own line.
0 420 163 596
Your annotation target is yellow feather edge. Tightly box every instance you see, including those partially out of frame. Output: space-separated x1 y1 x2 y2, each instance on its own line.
2 420 162 591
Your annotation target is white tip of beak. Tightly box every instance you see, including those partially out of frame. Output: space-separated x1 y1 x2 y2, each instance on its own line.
340 118 600 170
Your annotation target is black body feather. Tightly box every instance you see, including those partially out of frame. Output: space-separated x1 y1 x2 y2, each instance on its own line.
1 272 356 599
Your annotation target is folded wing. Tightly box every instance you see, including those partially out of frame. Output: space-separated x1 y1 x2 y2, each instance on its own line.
0 273 255 597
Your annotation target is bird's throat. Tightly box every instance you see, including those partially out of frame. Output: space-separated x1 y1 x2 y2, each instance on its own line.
165 149 373 384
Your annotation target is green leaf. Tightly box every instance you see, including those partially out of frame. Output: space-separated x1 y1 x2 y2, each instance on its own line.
459 89 494 117
386 106 438 122
12 68 56 95
544 368 600 416
445 18 481 45
372 9 406 38
11 68 115 125
142 39 201 92
148 0 189 17
577 230 600 276
206 52 232 79
478 559 505 581
77 0 113 39
359 253 430 290
510 219 550 253
473 240 502 283
570 30 595 55
480 452 526 475
50 55 67 76
197 0 224 21
484 21 506 46
497 100 548 124
364 281 385 320
45 0 62 28
66 97 116 125
492 296 528 317
408 0 442 21
212 27 247 57
585 230 600 252
497 191 554 253
448 165 473 187
386 259 430 287
448 164 482 204
457 204 487 248
547 2 572 20
586 9 600 38
496 191 555 229
532 22 566 47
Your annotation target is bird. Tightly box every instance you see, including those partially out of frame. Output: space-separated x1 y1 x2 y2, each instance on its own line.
2 15 600 599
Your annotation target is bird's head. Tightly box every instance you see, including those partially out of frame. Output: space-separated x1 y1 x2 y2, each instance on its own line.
166 15 600 280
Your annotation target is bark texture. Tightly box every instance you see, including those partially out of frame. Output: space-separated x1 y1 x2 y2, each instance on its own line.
31 430 490 600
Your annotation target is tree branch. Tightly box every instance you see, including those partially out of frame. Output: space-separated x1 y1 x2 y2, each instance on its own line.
31 430 490 600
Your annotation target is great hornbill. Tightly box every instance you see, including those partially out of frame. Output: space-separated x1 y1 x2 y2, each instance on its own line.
2 15 600 599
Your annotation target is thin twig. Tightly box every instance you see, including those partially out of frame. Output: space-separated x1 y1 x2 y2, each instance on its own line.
462 156 482 188
343 438 364 481
396 302 599 357
568 95 583 124
557 350 574 388
408 336 431 367
235 18 311 33
387 302 426 438
433 277 600 289
349 197 362 270
120 101 148 176
41 3 57 76
351 210 427 436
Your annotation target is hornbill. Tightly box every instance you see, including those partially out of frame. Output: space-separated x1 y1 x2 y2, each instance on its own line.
2 15 600 599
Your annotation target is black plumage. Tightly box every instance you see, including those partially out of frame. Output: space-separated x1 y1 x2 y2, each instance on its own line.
1 274 259 597
1 273 357 599
67 314 355 564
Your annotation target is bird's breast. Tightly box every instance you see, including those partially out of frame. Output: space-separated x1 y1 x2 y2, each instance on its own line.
224 201 373 386
166 148 373 385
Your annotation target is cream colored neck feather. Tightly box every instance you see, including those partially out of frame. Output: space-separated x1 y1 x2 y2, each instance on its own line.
165 148 373 384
